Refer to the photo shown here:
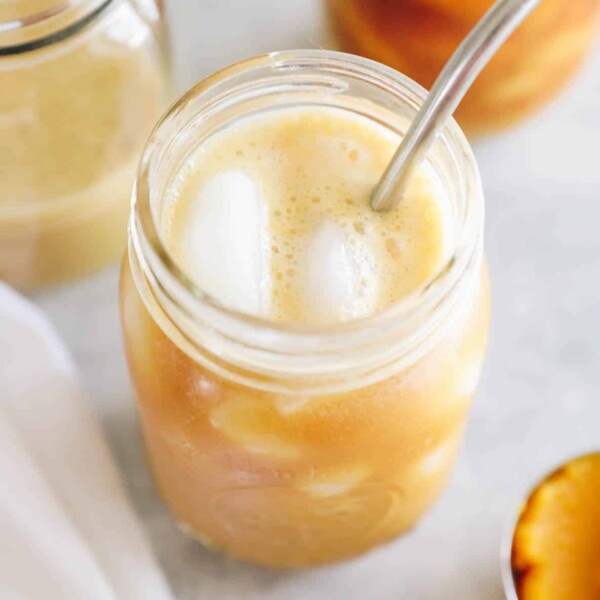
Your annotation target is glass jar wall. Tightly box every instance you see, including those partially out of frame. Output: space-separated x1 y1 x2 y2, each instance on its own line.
0 0 170 289
325 0 600 135
120 51 490 567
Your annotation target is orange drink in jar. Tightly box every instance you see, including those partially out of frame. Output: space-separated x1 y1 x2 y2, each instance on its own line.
121 51 490 567
326 0 600 135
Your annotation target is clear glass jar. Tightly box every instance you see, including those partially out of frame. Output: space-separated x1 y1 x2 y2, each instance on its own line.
121 50 490 568
0 0 170 289
325 0 600 135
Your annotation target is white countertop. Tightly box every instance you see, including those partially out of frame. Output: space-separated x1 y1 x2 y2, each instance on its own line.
35 2 600 598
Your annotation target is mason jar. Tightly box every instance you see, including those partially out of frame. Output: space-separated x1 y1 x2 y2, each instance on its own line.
0 0 170 289
121 50 490 568
325 0 600 135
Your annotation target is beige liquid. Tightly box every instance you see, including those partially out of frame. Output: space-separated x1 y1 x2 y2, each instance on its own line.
0 0 167 288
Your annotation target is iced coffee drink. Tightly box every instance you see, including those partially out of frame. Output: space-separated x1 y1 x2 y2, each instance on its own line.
121 51 489 567
0 0 168 289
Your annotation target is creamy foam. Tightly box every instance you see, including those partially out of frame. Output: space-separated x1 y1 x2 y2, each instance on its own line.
164 107 453 324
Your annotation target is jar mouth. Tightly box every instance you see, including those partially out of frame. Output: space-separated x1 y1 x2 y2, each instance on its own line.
130 50 484 389
0 0 112 53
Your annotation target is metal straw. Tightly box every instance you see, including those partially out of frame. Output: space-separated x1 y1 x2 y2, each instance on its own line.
370 0 541 212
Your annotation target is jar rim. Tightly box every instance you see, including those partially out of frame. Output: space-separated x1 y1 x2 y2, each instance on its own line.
129 49 484 389
0 0 112 54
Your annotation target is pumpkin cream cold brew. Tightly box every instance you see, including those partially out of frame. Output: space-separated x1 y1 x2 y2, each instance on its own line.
121 52 489 567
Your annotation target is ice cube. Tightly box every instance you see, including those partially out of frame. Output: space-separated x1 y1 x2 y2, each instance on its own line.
299 219 356 323
179 171 268 315
414 438 459 479
209 397 300 460
273 394 313 416
299 218 378 323
296 465 369 498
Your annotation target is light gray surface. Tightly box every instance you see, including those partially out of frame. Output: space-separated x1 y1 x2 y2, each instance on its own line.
35 2 600 598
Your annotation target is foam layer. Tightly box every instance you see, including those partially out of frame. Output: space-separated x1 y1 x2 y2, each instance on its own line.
165 107 453 324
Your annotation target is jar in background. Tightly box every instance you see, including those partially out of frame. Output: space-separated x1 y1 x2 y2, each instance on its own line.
0 0 170 289
121 51 490 567
325 0 600 136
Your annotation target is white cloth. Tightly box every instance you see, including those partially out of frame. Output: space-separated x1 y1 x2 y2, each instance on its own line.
0 283 172 600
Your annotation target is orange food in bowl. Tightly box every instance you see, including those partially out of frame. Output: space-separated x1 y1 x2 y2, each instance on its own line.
325 0 600 135
510 452 600 600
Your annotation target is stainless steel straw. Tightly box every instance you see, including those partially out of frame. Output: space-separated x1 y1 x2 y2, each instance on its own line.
370 0 541 212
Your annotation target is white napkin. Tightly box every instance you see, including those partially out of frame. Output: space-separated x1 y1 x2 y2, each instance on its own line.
0 283 173 600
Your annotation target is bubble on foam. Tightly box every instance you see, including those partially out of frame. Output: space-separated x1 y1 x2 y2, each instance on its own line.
179 170 269 315
385 237 401 260
298 218 379 323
